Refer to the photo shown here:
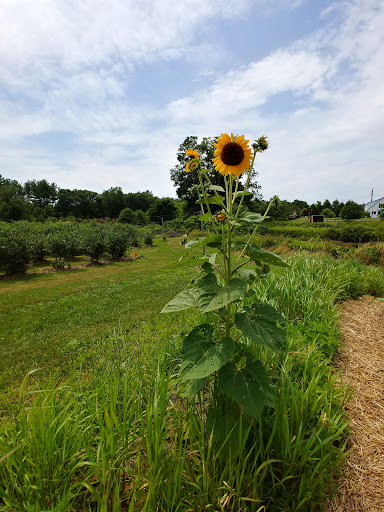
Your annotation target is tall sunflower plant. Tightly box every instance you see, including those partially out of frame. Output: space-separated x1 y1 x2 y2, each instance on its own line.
162 133 289 447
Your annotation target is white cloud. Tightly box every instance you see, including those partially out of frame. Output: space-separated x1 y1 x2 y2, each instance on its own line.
0 0 383 204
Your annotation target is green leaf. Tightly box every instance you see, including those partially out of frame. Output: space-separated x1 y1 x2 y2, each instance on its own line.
202 278 247 313
161 289 197 313
219 358 269 418
199 252 217 265
193 273 221 311
234 303 287 352
245 245 290 267
233 191 252 199
161 273 220 313
185 235 222 250
196 196 225 205
201 261 214 273
209 185 225 193
238 268 258 282
238 212 264 224
181 325 235 379
198 212 211 221
178 377 206 397
231 241 247 251
185 237 204 249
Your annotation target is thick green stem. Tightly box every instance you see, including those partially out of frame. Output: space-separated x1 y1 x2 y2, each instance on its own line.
224 175 234 338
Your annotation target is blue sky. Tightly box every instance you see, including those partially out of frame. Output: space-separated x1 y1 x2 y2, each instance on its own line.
0 0 383 204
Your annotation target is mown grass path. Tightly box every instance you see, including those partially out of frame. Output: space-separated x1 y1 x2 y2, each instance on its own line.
0 238 197 411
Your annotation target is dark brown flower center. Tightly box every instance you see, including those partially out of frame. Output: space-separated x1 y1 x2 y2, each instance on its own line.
221 142 244 166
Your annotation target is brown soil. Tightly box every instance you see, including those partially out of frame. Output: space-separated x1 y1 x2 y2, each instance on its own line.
326 296 384 511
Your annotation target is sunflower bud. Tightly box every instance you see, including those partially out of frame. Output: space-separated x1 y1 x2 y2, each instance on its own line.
252 135 268 153
216 213 226 223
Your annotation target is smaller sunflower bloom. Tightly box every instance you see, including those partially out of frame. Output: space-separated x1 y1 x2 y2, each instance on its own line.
186 159 200 173
216 213 226 223
213 133 252 177
185 148 199 159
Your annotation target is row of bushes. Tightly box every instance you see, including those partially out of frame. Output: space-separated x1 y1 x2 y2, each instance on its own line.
260 220 384 243
256 233 384 265
0 222 155 275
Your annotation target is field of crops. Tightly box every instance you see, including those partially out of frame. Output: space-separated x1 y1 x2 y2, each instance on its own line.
1 227 384 511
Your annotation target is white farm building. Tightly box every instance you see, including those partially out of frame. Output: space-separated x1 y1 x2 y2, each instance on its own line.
364 197 384 218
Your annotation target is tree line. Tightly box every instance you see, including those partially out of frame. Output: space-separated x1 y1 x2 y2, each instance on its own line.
0 175 180 224
0 134 369 224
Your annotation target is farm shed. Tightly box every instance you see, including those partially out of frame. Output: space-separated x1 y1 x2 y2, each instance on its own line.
309 215 325 223
364 197 384 218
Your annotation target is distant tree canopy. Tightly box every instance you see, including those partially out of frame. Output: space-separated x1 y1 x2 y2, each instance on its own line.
0 173 369 225
340 200 365 220
148 198 178 224
24 179 57 207
0 176 30 220
55 189 102 218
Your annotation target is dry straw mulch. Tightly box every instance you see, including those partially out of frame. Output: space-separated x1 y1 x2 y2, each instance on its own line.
326 296 384 512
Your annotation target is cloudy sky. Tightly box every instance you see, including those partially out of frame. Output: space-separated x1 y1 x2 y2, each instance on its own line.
0 0 383 204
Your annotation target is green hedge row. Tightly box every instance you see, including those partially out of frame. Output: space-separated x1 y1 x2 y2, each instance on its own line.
0 222 155 275
260 220 384 243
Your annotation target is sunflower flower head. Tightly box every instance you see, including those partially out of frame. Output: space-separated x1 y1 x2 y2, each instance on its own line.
213 133 252 177
185 148 200 159
186 159 200 173
216 212 226 223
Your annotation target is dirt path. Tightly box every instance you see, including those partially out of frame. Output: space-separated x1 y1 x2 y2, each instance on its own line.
326 296 384 511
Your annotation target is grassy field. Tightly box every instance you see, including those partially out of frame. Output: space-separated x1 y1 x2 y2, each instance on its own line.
0 237 198 416
1 235 384 511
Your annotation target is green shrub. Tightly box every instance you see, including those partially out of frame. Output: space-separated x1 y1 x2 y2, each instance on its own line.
117 207 135 224
0 229 30 274
83 226 106 263
47 226 78 267
105 226 129 259
339 225 375 243
355 244 383 265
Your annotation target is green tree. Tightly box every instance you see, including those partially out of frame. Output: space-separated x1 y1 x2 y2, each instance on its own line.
148 198 177 224
340 200 365 220
117 207 135 224
133 209 148 225
322 199 332 211
291 199 309 216
55 189 102 218
332 199 343 217
267 199 294 220
125 191 154 212
100 187 127 219
0 176 31 220
309 201 323 215
24 179 57 207
322 207 335 218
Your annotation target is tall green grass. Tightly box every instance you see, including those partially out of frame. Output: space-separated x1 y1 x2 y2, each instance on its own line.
1 253 383 511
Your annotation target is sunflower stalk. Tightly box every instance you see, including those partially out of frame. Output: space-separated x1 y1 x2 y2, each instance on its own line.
162 134 288 444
